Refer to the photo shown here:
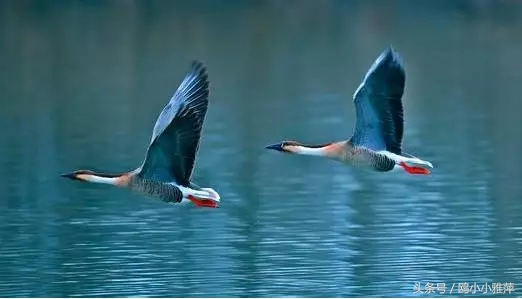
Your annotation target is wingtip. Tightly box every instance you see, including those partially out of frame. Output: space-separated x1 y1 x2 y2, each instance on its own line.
381 46 402 65
190 60 207 73
361 46 404 81
377 45 394 58
360 46 404 82
185 60 209 90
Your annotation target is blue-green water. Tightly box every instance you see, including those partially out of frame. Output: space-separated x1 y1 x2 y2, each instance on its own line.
1 1 522 297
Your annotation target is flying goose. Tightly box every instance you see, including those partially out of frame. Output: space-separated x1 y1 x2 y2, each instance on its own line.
61 61 220 208
266 47 433 175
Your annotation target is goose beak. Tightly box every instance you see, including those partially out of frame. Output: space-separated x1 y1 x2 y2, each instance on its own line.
265 143 283 152
60 172 78 180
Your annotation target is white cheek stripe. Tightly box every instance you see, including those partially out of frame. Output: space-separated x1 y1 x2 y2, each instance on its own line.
87 175 119 185
294 146 325 156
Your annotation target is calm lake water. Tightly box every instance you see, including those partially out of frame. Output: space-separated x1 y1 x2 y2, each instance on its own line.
1 0 522 297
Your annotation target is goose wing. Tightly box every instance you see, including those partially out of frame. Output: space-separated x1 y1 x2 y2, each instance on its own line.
137 61 209 186
349 47 405 154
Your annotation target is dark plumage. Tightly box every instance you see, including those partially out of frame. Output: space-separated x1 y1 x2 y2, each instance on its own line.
138 61 209 186
130 176 184 203
349 47 405 154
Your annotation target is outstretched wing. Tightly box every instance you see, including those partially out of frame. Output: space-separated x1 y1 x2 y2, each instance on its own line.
137 61 209 186
349 47 405 154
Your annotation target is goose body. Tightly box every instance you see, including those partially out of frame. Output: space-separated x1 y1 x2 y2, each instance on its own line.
61 61 220 208
266 47 433 175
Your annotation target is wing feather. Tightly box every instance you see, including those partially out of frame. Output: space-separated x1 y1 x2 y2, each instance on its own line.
137 61 209 186
349 47 405 154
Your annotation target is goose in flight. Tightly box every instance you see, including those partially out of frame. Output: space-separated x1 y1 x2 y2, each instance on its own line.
265 47 433 175
61 61 220 208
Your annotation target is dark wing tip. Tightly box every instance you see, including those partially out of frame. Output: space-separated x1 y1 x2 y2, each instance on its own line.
188 60 209 93
374 46 404 73
190 60 207 76
383 46 399 64
360 47 405 92
384 45 395 55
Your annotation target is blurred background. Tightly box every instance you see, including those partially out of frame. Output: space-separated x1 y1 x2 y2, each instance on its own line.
1 0 522 297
